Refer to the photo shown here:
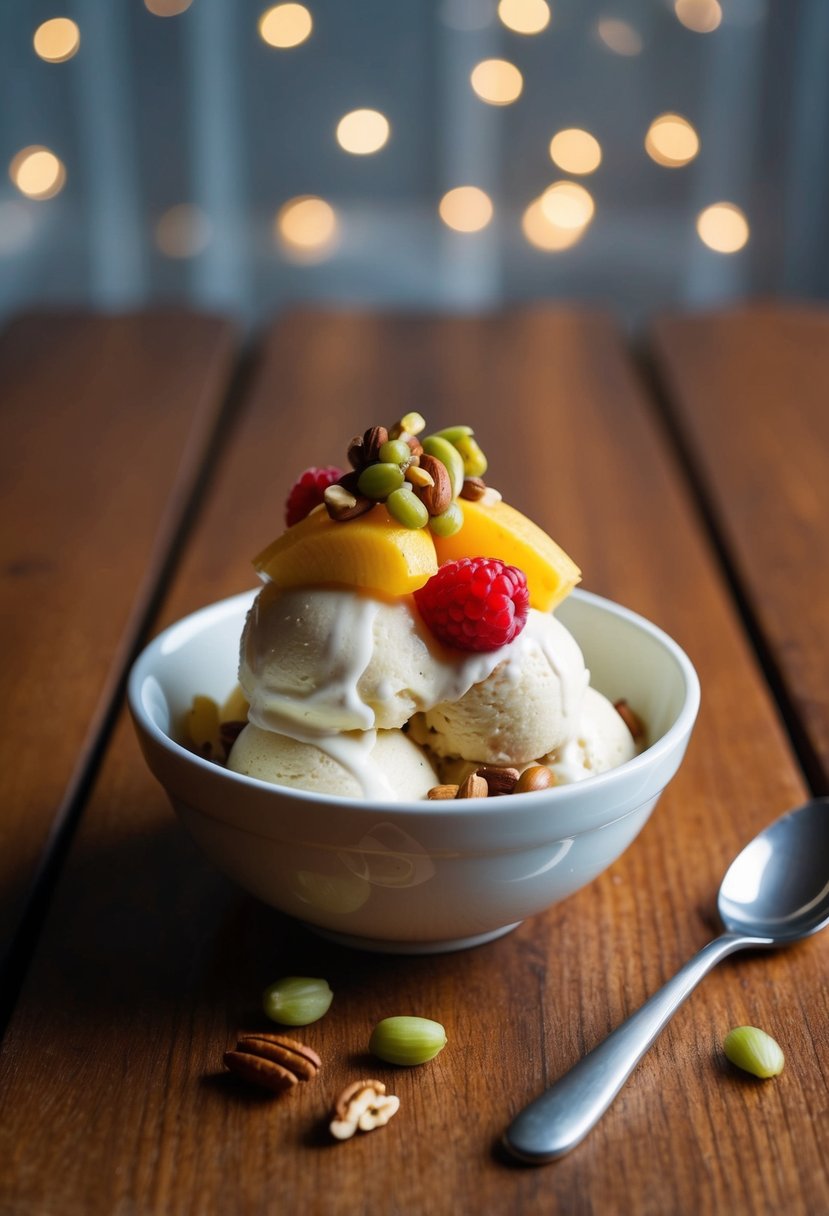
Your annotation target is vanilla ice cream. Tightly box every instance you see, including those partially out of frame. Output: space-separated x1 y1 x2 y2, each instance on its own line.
228 722 438 800
542 686 638 782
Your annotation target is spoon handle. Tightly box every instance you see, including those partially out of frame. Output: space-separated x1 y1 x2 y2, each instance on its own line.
504 931 764 1163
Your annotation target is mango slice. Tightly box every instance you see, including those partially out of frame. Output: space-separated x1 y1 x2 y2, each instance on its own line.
253 507 438 596
432 497 581 611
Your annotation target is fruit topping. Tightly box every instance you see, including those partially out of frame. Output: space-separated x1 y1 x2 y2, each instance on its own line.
414 557 529 652
431 495 580 612
285 466 344 527
254 505 438 595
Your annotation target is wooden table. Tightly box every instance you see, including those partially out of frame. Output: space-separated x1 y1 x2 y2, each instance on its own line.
1 305 827 1215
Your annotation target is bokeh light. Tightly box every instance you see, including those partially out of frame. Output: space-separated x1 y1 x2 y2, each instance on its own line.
549 129 602 175
258 3 313 48
336 109 390 155
696 203 749 252
276 196 338 259
33 18 80 63
596 16 643 55
470 59 523 105
439 187 493 233
674 0 722 33
645 113 700 167
144 0 193 16
522 198 584 251
540 181 595 230
9 147 66 201
497 0 550 35
155 205 212 259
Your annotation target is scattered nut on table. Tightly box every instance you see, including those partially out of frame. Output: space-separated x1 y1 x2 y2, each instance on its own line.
223 1033 322 1094
329 1079 400 1140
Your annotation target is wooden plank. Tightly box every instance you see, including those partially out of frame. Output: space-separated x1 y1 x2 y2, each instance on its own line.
0 311 236 975
650 303 829 791
1 312 825 1216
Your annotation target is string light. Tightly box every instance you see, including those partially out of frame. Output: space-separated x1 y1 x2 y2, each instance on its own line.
9 147 66 201
155 205 212 258
258 3 313 47
521 197 583 251
439 187 493 233
697 203 749 252
595 17 643 56
144 0 193 16
336 110 390 155
33 18 80 62
540 181 594 230
645 113 700 167
674 0 722 32
276 196 338 259
549 129 601 175
497 0 550 35
470 59 523 105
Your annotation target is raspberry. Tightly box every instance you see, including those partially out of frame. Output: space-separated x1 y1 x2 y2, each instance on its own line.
285 466 344 527
414 557 529 652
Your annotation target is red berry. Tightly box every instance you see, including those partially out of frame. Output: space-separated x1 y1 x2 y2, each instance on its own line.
414 557 529 652
284 466 344 527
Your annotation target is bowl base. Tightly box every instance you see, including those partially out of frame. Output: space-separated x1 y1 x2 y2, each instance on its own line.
306 921 522 955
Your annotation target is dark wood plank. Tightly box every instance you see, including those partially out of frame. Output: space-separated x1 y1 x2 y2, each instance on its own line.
650 303 829 792
0 311 236 972
1 312 825 1216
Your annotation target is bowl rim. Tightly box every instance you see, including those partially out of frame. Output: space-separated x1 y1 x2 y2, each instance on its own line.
128 586 700 816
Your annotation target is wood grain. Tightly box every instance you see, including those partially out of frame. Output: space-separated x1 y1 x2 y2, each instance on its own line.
0 311 825 1216
650 303 829 792
0 311 236 975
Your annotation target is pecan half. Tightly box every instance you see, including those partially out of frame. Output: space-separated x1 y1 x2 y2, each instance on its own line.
223 1033 321 1094
614 699 644 740
362 425 389 463
330 1079 400 1140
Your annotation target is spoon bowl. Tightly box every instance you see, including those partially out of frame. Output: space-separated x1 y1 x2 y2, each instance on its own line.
718 799 829 940
505 796 829 1163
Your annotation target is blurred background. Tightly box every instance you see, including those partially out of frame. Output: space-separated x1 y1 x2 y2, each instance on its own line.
2 0 828 327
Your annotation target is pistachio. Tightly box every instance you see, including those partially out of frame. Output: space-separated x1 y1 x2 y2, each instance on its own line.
454 433 488 478
422 435 464 497
263 976 333 1026
723 1026 784 1078
514 765 556 794
369 1016 447 1066
390 411 426 438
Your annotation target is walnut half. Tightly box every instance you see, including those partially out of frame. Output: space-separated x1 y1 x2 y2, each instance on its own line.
329 1079 400 1141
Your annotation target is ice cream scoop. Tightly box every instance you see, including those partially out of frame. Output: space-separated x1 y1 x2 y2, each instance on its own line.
543 687 637 783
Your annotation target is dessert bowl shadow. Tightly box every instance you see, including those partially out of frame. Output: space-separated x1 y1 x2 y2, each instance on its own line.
128 589 700 954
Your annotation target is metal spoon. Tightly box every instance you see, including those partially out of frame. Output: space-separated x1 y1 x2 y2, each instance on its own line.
503 796 829 1164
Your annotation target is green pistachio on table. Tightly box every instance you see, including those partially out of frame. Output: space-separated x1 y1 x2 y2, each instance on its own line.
723 1026 784 1078
369 1015 447 1065
262 976 334 1026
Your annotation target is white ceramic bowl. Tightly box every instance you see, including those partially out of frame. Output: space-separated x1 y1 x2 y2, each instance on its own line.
128 588 699 954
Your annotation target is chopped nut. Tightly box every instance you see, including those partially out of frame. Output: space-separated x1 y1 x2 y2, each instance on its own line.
415 454 453 516
479 486 502 506
476 765 519 796
514 765 556 794
347 435 365 470
324 483 374 522
457 772 489 799
223 1033 321 1094
427 784 460 800
219 719 247 758
460 477 488 501
406 464 435 489
614 699 644 740
362 425 389 463
330 1080 400 1141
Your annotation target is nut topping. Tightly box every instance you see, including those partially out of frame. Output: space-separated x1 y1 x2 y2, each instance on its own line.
415 453 453 516
614 698 644 740
330 1079 400 1140
324 483 374 522
460 476 488 502
457 772 489 799
223 1033 321 1094
514 765 556 794
427 784 460 800
476 765 520 796
362 425 389 463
